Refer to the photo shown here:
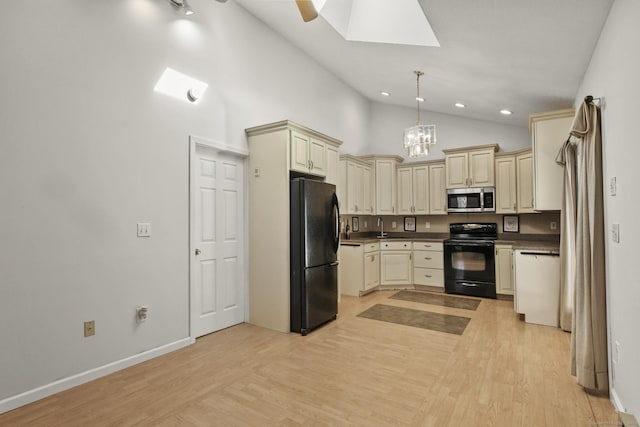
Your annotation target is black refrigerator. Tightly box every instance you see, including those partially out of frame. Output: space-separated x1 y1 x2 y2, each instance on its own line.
290 178 340 335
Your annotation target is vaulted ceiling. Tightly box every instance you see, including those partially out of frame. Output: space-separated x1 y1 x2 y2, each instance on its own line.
234 0 613 127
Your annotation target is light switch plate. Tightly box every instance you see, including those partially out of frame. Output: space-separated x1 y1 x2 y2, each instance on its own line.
611 223 620 243
609 177 617 196
425 221 431 229
391 221 397 229
137 223 151 237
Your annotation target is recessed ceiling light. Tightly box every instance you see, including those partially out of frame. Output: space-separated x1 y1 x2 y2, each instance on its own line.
455 103 465 108
416 97 424 102
500 109 513 115
380 91 390 97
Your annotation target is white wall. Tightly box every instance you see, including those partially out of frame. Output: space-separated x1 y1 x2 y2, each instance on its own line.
361 102 531 160
0 0 607 414
0 0 370 407
575 0 640 415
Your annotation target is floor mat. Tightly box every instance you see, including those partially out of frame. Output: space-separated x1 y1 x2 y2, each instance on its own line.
357 304 471 335
390 290 481 311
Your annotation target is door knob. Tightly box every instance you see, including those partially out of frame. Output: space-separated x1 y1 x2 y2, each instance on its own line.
195 249 201 256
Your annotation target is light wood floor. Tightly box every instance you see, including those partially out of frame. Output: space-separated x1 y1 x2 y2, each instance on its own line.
0 291 618 426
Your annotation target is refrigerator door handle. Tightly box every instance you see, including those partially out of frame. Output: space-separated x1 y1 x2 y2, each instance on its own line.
332 192 340 253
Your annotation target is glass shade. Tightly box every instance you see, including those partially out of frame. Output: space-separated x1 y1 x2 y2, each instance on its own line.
403 124 437 157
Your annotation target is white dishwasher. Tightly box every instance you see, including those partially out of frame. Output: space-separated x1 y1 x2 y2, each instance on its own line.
514 249 561 327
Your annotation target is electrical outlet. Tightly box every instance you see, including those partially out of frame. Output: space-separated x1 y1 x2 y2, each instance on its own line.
363 220 368 229
84 320 95 337
136 306 149 323
391 221 397 229
137 223 151 237
425 221 431 229
550 221 557 230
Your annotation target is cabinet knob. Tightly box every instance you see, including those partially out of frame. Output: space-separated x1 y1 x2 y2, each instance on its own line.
195 248 201 256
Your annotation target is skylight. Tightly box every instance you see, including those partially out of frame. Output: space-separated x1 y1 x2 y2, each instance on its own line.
319 0 439 47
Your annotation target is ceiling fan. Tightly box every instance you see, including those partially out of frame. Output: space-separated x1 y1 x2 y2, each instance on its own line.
295 0 324 22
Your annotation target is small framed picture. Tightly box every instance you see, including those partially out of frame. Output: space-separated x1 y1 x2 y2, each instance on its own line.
404 216 416 232
503 215 519 233
351 217 359 232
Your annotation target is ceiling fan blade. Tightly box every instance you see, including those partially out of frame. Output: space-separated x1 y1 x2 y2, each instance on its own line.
295 0 319 22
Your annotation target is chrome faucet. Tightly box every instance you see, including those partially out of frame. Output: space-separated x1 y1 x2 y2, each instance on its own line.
377 217 388 238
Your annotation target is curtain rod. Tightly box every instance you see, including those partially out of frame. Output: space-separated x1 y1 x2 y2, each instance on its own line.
584 95 601 104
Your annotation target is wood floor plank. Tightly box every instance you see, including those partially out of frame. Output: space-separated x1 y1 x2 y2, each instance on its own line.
0 291 619 426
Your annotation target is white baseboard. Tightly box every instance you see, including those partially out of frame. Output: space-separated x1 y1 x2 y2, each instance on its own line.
610 387 625 412
0 337 195 415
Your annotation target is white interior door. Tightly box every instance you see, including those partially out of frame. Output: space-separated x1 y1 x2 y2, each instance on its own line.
190 138 247 338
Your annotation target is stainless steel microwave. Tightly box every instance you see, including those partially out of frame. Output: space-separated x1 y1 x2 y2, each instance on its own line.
447 187 495 213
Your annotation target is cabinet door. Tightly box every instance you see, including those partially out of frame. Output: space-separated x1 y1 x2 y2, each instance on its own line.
495 246 514 295
290 131 310 173
364 251 380 290
380 251 412 285
346 161 360 214
469 149 495 187
429 163 447 215
361 165 373 214
495 156 517 214
309 137 326 177
445 153 469 188
338 245 364 296
532 115 573 210
325 144 339 185
516 153 535 213
412 165 429 214
397 166 414 214
375 160 397 215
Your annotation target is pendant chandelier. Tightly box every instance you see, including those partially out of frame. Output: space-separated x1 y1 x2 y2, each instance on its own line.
403 71 436 157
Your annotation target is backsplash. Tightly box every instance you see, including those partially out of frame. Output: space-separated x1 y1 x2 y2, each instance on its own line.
341 212 561 235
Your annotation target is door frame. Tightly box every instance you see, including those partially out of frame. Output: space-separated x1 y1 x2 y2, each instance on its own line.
189 135 249 339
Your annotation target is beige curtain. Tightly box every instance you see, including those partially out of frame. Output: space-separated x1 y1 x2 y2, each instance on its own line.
556 100 608 392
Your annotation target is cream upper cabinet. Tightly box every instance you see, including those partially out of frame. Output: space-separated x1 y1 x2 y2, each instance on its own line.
495 244 514 295
444 152 469 188
495 155 517 214
516 150 535 213
325 143 339 186
290 130 327 177
397 164 429 215
339 155 373 215
428 162 447 215
361 163 373 214
364 156 402 215
529 109 574 211
443 145 499 189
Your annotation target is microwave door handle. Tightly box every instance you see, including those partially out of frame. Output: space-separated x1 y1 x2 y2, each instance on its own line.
480 188 484 210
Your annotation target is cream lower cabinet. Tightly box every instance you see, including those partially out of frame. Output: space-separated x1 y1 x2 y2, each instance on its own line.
495 244 514 295
412 241 444 287
363 243 380 291
380 241 412 285
339 242 379 296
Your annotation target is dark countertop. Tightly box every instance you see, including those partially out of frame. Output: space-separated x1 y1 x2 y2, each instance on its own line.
340 232 560 251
